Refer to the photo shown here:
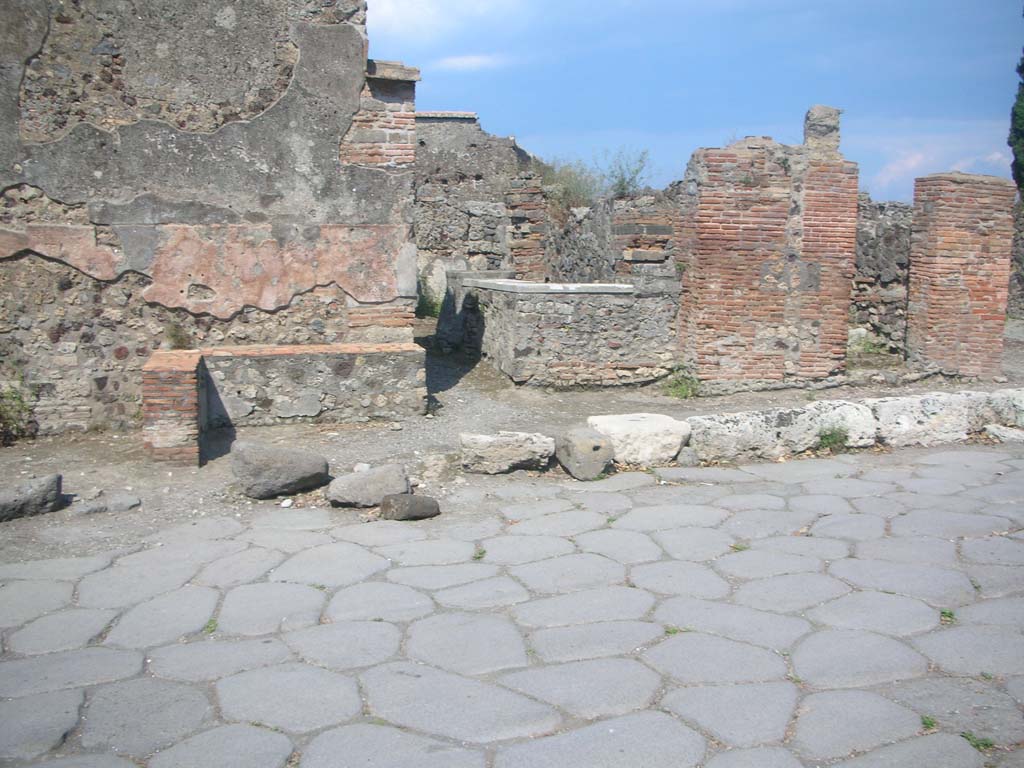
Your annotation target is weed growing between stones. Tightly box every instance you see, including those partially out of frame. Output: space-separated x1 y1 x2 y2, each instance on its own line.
961 732 995 752
940 609 957 625
665 371 700 399
921 715 937 731
0 386 32 446
816 426 849 452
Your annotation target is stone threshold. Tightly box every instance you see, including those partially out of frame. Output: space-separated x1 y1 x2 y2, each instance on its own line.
462 279 635 295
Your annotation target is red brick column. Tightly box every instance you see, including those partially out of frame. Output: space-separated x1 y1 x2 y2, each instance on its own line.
505 176 549 281
141 351 204 465
906 173 1017 377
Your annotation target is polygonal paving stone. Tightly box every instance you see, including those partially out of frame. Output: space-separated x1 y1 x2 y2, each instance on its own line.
0 647 143 697
251 509 332 529
802 478 895 497
962 537 1024 565
967 565 1024 599
704 747 803 768
834 732 985 767
655 466 757 483
116 540 247 570
830 559 976 608
23 757 135 768
435 576 529 609
1005 676 1024 703
807 591 939 636
81 678 211 757
0 689 83 760
325 582 434 622
890 510 1013 539
575 529 662 564
857 536 958 565
884 491 985 513
284 621 400 670
501 658 661 718
270 543 388 587
897 477 968 495
512 586 655 628
632 484 731 506
959 597 1024 627
218 663 361 733
529 620 664 662
407 613 527 674
914 626 1024 676
330 522 426 547
148 638 292 681
792 629 928 688
964 483 1024 504
742 458 856 483
789 494 854 515
194 547 285 588
662 681 797 747
301 724 484 768
7 609 116 655
654 597 811 650
569 472 655 492
734 573 850 613
0 555 111 581
77 563 198 610
510 510 605 537
852 496 910 518
721 510 819 539
643 632 786 683
362 662 561 743
573 491 633 514
0 579 73 628
631 562 730 600
655 528 736 561
752 535 850 560
493 711 704 768
612 504 729 531
105 585 219 649
713 549 821 580
218 583 325 635
149 724 293 768
791 690 920 760
387 563 500 590
236 528 332 553
377 539 476 566
810 513 886 541
511 554 625 594
493 482 564 500
880 677 1024 746
481 535 575 564
717 493 786 511
500 498 575 521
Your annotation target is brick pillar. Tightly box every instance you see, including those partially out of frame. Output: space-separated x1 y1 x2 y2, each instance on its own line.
505 175 548 281
906 173 1017 377
142 351 204 465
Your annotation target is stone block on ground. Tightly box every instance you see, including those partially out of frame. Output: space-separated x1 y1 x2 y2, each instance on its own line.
586 414 690 465
230 441 329 500
556 428 614 480
0 475 63 522
866 392 971 447
328 465 410 508
985 424 1024 443
778 401 877 453
381 494 441 521
460 432 555 474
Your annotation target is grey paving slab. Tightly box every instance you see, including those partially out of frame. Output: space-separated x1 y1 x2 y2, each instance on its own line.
330 520 427 546
964 483 1024 504
883 491 985 513
891 510 1013 538
802 478 896 497
376 538 475 566
834 732 985 767
194 547 285 588
492 711 705 768
510 553 625 594
810 513 886 541
958 596 1024 627
807 591 940 636
0 647 143 697
435 576 530 609
962 536 1024 565
567 472 655 492
612 504 729 530
851 496 910 518
77 563 197 610
0 554 111 581
0 579 73 628
575 529 662 564
654 596 811 650
7 608 116 655
643 632 787 683
792 629 928 688
631 483 732 506
480 535 576 564
29 756 137 768
629 561 731 598
791 690 920 760
879 676 1024 746
284 621 400 669
81 678 211 757
492 482 565 500
301 724 484 768
717 493 786 511
654 527 736 561
712 549 821 579
966 565 1024 598
430 516 506 541
269 542 388 587
830 559 977 608
149 724 293 768
218 583 325 635
511 586 656 628
387 563 500 589
720 509 819 539
362 661 562 743
1007 676 1024 703
751 535 850 560
115 540 247 569
499 498 575 521
897 477 969 495
217 662 361 733
236 528 333 553
325 582 435 622
0 689 83 760
407 612 528 674
741 458 856 483
251 509 333 530
788 494 854 515
656 466 758 483
148 638 292 681
857 536 959 565
915 625 1024 676
573 491 633 514
662 681 798 747
500 658 661 718
509 510 605 536
528 620 664 662
104 585 219 649
733 573 851 613
703 747 803 768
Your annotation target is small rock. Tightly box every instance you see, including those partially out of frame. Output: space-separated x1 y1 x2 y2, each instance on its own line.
674 447 700 467
985 424 1024 443
0 475 63 522
460 432 555 474
280 499 294 508
230 441 330 500
328 465 410 508
556 428 614 481
380 494 441 521
105 492 142 512
587 414 691 465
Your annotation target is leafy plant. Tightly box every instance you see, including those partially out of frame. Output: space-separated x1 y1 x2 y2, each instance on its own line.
0 386 32 446
665 371 700 399
921 715 937 731
538 158 604 212
961 732 995 752
604 148 650 199
817 426 849 452
1010 42 1024 192
940 609 957 625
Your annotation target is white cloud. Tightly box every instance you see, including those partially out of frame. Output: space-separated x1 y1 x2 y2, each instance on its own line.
874 151 928 188
367 0 522 43
434 54 508 71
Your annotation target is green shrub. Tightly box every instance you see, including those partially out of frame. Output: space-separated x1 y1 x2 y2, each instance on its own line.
0 386 32 446
817 426 849 452
604 148 650 199
538 159 604 212
665 371 700 399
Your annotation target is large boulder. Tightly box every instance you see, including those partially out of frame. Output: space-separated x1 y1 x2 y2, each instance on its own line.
587 413 690 465
230 441 330 499
0 475 63 522
686 410 780 463
556 427 615 480
327 464 410 508
865 393 972 447
460 432 555 474
380 494 441 521
777 401 877 453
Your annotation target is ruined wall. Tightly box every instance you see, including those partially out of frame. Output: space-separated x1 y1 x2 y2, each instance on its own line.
677 107 859 391
1 0 419 434
1010 202 1024 318
852 194 912 351
906 172 1016 377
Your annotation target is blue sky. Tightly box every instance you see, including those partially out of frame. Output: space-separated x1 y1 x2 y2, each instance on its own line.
368 0 1023 201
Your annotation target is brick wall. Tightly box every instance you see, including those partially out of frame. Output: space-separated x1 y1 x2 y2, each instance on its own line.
906 173 1017 377
339 62 418 167
142 351 204 465
505 175 549 281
